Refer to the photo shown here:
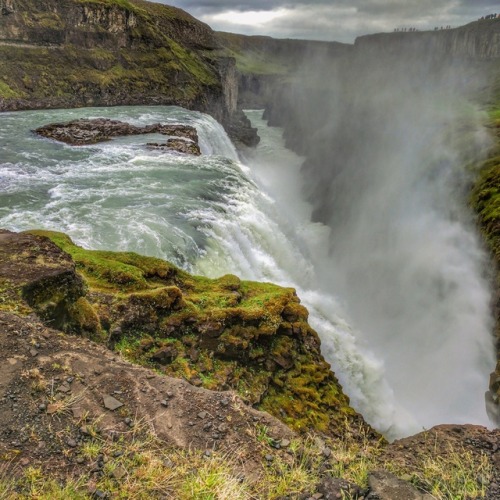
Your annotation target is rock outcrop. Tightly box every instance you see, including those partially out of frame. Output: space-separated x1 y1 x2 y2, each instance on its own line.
34 118 200 155
0 229 372 439
355 18 500 60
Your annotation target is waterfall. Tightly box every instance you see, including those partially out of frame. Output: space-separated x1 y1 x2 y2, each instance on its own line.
0 103 495 438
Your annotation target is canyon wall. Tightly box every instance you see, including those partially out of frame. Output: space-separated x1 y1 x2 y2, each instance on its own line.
0 0 253 142
356 19 500 60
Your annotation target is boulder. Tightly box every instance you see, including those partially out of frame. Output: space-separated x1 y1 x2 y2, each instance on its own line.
367 470 433 499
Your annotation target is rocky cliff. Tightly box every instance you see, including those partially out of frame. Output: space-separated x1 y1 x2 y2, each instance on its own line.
216 31 352 109
0 0 261 144
355 18 500 60
1 229 498 499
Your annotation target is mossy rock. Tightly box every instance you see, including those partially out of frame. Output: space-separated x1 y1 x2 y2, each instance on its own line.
18 229 372 438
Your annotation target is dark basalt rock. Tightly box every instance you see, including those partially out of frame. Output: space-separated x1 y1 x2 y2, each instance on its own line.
34 118 199 146
225 110 260 148
146 139 201 156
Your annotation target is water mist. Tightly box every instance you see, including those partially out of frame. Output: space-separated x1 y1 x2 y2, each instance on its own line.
266 44 497 435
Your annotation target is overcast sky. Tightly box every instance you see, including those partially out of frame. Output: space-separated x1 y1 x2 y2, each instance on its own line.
158 0 499 43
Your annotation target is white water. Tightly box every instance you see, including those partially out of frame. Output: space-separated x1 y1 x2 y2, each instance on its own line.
0 105 495 438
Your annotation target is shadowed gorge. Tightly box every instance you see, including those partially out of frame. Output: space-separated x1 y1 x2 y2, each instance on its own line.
262 38 499 433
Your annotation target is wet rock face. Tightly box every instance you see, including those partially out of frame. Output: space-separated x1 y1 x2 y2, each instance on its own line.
34 118 199 149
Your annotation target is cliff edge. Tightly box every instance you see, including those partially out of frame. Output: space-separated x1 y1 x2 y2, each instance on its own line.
0 0 260 145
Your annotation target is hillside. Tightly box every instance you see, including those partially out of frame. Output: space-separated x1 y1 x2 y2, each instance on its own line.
0 229 498 498
0 0 260 143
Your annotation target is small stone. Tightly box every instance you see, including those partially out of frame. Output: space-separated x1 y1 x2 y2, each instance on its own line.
198 411 208 419
312 494 323 499
29 348 38 357
80 425 90 436
66 438 77 448
220 399 229 407
166 391 174 398
112 466 127 480
103 395 123 411
57 383 71 394
108 430 119 441
322 447 332 458
72 407 85 419
66 377 74 384
265 454 274 462
124 417 133 427
204 450 212 457
91 490 109 499
20 458 30 466
76 457 85 464
203 422 213 431
161 400 169 407
38 403 47 412
188 421 195 427
280 439 291 448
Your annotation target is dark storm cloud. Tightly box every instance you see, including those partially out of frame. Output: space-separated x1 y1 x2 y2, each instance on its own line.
157 1 499 42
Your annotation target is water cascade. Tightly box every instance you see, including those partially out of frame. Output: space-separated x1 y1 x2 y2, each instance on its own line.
0 104 495 438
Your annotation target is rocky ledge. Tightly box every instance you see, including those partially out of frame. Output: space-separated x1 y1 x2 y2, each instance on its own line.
34 118 200 154
0 229 498 498
0 229 370 438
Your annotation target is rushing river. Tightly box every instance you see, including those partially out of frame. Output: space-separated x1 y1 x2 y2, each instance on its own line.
0 105 495 439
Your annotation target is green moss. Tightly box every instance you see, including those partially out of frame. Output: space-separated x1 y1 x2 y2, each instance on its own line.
470 155 500 260
0 80 25 99
66 297 103 340
0 40 219 110
75 0 145 15
28 231 178 292
0 278 31 315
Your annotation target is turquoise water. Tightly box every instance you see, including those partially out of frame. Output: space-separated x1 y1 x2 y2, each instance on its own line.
0 106 241 270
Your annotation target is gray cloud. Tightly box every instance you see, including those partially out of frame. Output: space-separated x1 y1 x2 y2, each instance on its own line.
158 1 499 42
